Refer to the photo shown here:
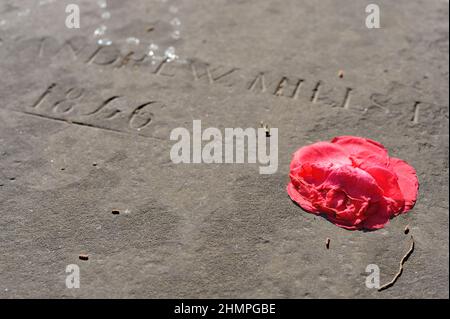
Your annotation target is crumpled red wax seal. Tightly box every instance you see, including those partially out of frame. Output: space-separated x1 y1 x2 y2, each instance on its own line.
287 136 419 230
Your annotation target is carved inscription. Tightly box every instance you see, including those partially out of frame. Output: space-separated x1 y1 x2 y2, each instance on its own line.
3 35 445 125
25 83 161 137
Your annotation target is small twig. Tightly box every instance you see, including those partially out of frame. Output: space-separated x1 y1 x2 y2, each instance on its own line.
325 238 330 249
79 254 89 261
259 121 271 137
378 235 415 291
404 225 410 235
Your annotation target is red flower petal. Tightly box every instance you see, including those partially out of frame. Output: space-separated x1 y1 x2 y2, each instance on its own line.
389 157 419 212
287 136 419 231
293 163 330 186
360 200 391 230
287 182 318 213
331 136 389 169
323 165 383 202
290 141 351 171
364 166 405 213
